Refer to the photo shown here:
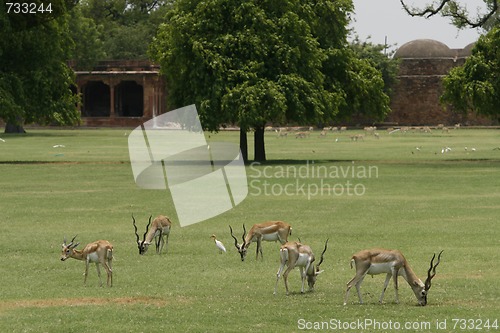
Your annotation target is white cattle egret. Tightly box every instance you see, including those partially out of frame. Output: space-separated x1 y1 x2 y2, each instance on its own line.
388 128 400 135
210 235 226 254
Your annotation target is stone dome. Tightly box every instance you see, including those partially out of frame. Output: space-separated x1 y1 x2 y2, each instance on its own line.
458 42 476 57
394 39 453 58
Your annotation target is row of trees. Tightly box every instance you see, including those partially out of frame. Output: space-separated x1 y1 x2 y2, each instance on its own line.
69 0 171 68
1 0 499 161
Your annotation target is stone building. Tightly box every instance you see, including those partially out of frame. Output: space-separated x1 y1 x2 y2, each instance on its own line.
72 42 496 128
74 60 166 127
387 39 495 126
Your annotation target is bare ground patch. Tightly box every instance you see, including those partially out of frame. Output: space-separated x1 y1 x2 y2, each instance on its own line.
0 296 190 313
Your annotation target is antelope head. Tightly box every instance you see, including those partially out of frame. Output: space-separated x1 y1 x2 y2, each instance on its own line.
306 238 328 291
61 235 79 261
132 215 152 255
417 250 444 306
229 224 247 261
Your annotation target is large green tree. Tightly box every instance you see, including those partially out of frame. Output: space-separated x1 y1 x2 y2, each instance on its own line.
441 27 500 119
0 0 80 132
151 0 391 162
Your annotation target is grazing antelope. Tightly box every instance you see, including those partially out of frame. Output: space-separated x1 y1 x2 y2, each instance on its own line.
60 235 113 287
344 249 443 306
274 239 328 295
229 221 292 261
295 131 310 139
132 214 172 255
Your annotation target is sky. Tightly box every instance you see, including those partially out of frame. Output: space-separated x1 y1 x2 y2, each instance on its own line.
350 0 487 50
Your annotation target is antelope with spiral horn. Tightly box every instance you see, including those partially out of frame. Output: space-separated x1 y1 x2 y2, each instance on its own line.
344 248 443 306
229 221 292 261
274 239 329 295
60 235 113 287
132 214 172 255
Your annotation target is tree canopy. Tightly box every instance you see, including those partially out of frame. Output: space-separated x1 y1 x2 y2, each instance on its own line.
72 0 171 64
1 0 169 131
401 0 499 30
441 27 500 118
150 0 391 161
0 1 79 132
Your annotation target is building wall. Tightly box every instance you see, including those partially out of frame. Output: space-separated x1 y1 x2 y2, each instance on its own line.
74 60 166 127
387 57 464 125
387 40 496 126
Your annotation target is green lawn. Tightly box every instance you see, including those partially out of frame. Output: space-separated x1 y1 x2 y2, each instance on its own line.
0 128 499 332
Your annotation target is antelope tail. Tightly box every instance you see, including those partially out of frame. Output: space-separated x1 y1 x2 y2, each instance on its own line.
280 248 289 264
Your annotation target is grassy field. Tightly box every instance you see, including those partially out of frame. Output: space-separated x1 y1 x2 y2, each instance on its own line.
0 127 499 332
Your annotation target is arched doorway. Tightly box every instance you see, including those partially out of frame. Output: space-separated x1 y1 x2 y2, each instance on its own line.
83 81 110 117
115 81 144 117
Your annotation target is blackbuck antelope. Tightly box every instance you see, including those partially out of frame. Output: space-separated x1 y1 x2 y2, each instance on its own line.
344 249 443 306
60 236 113 287
132 214 172 255
229 221 292 261
274 239 328 295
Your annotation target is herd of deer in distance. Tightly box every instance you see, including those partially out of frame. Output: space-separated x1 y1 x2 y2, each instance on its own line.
60 215 443 306
272 123 463 140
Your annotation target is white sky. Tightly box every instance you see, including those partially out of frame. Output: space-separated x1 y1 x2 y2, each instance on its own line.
350 0 487 50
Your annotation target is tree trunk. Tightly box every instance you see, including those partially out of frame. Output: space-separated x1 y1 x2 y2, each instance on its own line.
5 122 26 133
239 127 248 164
254 125 266 162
